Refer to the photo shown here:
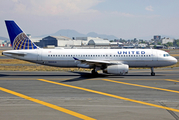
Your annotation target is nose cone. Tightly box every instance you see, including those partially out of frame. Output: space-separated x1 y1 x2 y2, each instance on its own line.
172 57 178 64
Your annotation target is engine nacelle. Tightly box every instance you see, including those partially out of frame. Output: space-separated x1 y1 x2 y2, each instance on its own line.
103 64 129 75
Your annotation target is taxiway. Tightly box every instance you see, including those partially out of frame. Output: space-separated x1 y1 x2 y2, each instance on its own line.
0 69 179 120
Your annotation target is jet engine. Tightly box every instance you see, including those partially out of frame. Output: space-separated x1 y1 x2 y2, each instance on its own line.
103 64 129 75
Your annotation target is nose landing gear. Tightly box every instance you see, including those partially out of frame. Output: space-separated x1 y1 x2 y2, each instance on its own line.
151 67 155 76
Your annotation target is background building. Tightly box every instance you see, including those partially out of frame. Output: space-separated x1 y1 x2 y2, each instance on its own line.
34 36 72 47
161 38 174 44
77 37 110 46
154 35 161 40
0 40 11 47
33 36 110 48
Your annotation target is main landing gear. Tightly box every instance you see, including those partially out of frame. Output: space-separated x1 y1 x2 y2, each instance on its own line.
91 66 100 76
91 69 98 75
151 67 155 76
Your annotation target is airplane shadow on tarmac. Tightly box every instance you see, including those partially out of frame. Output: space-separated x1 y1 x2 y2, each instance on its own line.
0 71 161 83
61 72 113 82
0 72 113 83
60 72 157 83
0 71 123 78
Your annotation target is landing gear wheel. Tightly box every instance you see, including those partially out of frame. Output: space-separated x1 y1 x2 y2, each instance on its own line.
91 70 98 75
151 72 155 76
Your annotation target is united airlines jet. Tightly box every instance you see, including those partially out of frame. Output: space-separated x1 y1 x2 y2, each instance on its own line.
2 20 178 76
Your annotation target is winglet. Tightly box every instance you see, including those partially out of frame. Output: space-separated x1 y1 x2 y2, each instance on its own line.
73 57 79 60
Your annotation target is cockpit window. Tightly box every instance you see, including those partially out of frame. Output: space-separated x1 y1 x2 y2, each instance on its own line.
163 54 170 57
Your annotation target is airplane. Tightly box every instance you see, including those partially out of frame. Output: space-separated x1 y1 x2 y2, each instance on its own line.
2 20 178 76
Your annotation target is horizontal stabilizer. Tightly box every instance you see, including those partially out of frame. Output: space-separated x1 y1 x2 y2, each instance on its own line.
3 51 26 57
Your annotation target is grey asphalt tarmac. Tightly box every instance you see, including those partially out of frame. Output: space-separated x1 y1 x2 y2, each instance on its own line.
0 69 179 120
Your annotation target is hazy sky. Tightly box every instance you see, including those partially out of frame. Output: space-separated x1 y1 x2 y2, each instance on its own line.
0 0 179 39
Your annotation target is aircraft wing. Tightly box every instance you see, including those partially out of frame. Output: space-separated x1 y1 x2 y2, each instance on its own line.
73 57 122 67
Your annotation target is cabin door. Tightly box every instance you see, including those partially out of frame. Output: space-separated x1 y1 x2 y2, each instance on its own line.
37 50 42 61
152 50 158 61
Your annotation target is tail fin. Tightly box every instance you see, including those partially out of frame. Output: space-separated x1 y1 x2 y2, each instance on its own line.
5 20 38 50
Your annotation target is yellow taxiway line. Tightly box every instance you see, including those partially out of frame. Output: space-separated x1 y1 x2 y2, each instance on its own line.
102 79 179 94
165 79 179 83
0 87 96 120
38 79 179 113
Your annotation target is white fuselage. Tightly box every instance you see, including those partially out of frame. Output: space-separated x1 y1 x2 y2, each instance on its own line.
3 49 178 68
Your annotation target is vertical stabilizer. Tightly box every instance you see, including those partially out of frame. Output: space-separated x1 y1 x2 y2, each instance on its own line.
5 20 38 50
